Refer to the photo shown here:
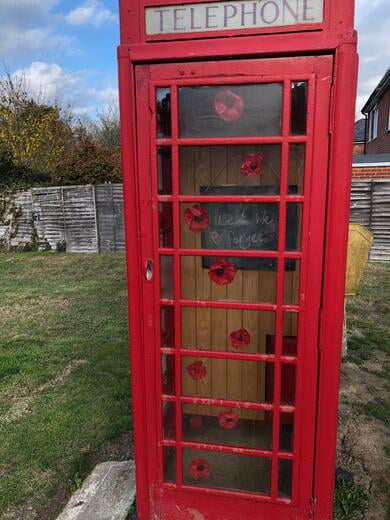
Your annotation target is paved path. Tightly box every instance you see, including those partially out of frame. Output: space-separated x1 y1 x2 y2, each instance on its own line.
56 460 136 520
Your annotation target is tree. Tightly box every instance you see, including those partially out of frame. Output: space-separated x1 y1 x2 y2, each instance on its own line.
90 104 120 148
0 72 72 186
0 70 122 188
53 126 121 186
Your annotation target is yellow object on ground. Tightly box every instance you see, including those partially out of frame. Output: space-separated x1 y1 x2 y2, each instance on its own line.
345 224 374 296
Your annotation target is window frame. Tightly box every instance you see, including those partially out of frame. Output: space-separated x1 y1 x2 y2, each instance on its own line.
369 105 379 141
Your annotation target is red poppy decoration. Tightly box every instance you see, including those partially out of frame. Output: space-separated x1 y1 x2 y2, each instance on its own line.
208 258 237 286
240 152 264 177
189 458 210 480
187 360 207 381
189 415 203 429
215 90 244 122
230 328 251 350
218 409 239 430
184 204 209 233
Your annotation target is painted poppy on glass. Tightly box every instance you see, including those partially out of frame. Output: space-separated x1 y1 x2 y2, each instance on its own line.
218 409 239 430
189 458 210 480
214 90 244 122
187 360 207 381
184 204 209 233
240 152 264 176
189 415 203 429
208 258 237 286
230 328 251 349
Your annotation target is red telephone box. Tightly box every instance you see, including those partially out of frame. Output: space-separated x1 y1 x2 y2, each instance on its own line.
117 2 358 518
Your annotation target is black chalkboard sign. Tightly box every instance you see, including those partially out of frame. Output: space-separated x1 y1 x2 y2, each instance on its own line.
201 186 298 271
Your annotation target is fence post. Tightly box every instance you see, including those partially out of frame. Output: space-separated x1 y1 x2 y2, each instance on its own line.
111 185 117 252
92 185 99 253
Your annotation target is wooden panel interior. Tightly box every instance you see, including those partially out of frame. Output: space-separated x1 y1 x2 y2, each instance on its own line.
178 146 301 418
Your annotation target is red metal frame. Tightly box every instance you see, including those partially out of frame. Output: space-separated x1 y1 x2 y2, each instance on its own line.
140 0 329 43
120 0 355 45
118 2 358 519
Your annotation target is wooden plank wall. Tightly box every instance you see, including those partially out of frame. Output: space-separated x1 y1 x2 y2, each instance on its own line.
31 188 66 250
350 180 390 262
62 186 97 253
95 184 125 252
0 184 125 253
10 191 34 248
178 145 300 418
0 191 34 248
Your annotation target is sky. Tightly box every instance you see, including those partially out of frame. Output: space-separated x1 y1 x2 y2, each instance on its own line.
0 0 389 119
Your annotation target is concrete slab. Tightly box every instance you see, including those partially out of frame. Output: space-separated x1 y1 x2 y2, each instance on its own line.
56 460 136 520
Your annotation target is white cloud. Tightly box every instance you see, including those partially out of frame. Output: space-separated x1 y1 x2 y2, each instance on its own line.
65 0 117 28
11 62 118 116
97 86 118 105
13 62 79 101
0 0 58 20
0 0 72 58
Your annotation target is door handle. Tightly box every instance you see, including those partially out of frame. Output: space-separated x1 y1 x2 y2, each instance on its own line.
144 258 154 281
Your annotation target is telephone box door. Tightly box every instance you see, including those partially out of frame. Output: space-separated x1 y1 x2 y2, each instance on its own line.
135 55 333 520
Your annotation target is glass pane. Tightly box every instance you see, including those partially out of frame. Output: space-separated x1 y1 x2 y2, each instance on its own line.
179 84 283 138
161 306 174 347
286 203 302 251
183 403 272 450
289 144 305 194
181 308 275 354
284 259 300 306
180 256 277 303
290 81 308 135
180 145 281 195
282 313 298 356
162 354 175 395
157 147 172 195
280 413 294 453
182 356 273 404
157 88 171 138
281 364 296 406
163 446 176 483
180 201 278 252
265 332 298 358
183 449 271 495
160 255 174 299
159 203 173 248
278 459 293 498
162 401 176 440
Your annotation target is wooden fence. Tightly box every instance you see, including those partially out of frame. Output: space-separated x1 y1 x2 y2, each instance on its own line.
1 180 389 260
1 184 125 253
350 180 390 261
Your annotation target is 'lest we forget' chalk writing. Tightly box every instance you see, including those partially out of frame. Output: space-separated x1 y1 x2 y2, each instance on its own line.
146 0 324 36
208 206 277 251
200 186 298 271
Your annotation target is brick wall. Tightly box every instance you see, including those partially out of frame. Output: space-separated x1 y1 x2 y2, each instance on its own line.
352 164 390 179
366 89 390 154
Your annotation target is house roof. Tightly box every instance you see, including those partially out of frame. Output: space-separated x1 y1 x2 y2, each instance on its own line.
354 118 366 143
362 67 390 114
353 153 390 165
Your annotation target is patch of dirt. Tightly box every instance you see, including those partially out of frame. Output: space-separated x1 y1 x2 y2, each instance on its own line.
337 351 390 520
1 501 40 520
0 296 70 323
0 360 88 426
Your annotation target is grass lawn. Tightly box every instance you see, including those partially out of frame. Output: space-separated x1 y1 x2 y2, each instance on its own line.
0 253 388 519
0 253 132 519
